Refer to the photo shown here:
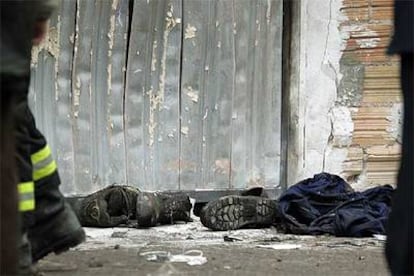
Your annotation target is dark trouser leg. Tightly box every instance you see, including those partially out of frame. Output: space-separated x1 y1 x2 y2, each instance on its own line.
14 93 85 262
386 53 414 275
0 74 21 275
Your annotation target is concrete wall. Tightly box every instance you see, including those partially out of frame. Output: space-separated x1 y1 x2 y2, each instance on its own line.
288 0 401 189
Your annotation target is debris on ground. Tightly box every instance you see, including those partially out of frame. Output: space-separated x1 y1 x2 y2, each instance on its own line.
256 244 302 250
223 235 243 242
140 250 207 266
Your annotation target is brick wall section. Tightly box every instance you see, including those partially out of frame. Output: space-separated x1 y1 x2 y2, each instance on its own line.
340 0 401 187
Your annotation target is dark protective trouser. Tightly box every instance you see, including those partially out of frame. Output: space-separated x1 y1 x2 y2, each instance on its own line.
13 76 63 269
14 76 60 218
385 53 414 275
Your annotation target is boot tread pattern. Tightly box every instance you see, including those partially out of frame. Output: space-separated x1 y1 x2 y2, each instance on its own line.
201 196 277 231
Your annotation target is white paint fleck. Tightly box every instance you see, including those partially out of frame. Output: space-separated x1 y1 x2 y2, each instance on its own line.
184 24 197 39
185 86 199 103
151 40 158 72
31 23 60 67
266 0 272 24
203 108 208 120
181 126 189 136
69 33 75 44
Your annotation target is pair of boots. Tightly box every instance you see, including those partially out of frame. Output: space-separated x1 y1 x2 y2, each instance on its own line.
20 182 85 273
200 187 280 231
72 185 193 228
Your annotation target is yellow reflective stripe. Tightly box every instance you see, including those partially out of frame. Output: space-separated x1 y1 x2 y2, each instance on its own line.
31 145 52 164
18 182 35 212
18 182 34 194
33 160 57 181
19 200 35 212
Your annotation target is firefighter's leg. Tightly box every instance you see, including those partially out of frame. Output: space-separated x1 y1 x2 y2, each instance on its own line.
15 93 85 263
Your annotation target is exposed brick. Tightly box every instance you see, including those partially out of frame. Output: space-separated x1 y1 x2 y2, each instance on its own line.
343 0 369 8
371 0 394 7
364 64 399 78
342 7 370 21
371 6 394 20
342 48 392 64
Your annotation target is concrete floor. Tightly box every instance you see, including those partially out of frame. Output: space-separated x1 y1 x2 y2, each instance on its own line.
35 217 390 276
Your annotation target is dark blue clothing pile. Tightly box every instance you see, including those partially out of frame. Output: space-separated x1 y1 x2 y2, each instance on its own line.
278 173 394 237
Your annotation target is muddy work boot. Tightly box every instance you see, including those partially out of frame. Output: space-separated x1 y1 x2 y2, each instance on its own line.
136 192 193 227
27 182 85 262
74 185 140 227
200 195 279 231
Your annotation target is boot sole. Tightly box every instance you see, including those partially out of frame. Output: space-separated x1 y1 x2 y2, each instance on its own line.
200 196 278 231
33 228 85 262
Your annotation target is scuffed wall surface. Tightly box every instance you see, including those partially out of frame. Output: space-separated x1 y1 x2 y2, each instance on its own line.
339 0 401 189
291 0 401 189
292 0 347 182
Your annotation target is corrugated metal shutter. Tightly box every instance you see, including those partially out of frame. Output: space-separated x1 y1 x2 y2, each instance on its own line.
29 0 284 195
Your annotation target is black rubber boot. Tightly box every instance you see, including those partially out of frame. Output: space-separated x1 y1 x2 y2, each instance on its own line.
136 192 193 227
27 182 85 262
74 185 139 227
17 232 34 275
200 195 279 231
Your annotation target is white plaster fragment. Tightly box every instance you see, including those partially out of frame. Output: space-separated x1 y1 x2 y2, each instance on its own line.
386 103 403 143
356 37 380 49
331 107 354 147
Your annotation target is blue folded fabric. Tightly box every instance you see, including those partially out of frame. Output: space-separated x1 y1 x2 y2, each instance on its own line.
278 173 394 237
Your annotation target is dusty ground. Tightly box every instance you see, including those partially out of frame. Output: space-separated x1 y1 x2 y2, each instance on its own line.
36 218 390 276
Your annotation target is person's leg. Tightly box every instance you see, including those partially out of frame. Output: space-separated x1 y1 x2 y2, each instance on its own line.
0 74 20 275
13 77 39 273
386 53 414 275
14 91 85 263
